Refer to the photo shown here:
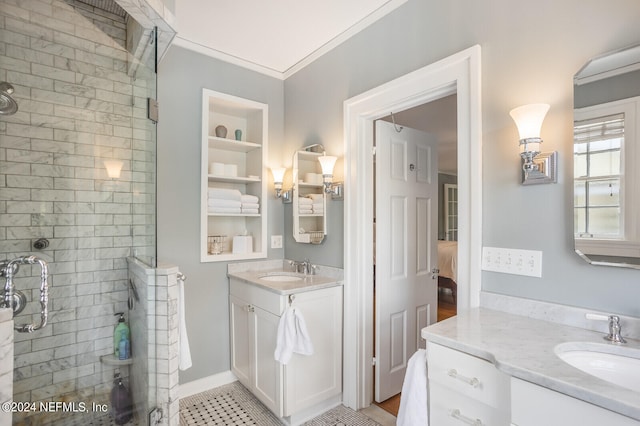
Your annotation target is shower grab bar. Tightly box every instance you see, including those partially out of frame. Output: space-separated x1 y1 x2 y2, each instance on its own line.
2 255 49 333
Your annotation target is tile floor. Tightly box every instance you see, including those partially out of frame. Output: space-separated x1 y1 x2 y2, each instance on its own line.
179 382 397 426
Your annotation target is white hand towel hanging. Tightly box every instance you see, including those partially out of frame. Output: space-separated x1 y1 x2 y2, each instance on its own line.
397 348 428 426
177 273 193 370
274 306 313 365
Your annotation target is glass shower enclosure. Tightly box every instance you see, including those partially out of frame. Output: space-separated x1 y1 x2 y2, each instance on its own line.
0 0 168 424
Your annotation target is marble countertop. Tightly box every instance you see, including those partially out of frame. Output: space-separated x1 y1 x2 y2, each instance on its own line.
228 269 343 295
422 308 640 421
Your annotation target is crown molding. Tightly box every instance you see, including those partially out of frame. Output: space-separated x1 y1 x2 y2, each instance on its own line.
172 0 408 81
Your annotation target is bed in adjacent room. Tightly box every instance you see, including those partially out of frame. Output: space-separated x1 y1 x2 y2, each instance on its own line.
437 240 458 304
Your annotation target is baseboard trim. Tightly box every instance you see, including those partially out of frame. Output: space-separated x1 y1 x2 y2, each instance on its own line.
178 370 237 399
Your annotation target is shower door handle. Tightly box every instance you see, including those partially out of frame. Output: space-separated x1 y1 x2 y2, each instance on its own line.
4 256 49 333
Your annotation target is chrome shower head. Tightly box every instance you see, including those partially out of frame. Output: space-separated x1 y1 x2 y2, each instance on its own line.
0 82 18 116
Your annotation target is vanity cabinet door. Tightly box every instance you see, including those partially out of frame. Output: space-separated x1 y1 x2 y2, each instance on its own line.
511 378 639 426
283 286 343 416
229 295 251 387
251 305 282 417
229 291 283 417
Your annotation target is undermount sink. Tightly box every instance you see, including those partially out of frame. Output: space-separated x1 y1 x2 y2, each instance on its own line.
259 274 303 282
555 342 640 393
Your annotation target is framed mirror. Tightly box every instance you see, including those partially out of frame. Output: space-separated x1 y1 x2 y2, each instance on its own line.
292 149 327 244
573 43 640 268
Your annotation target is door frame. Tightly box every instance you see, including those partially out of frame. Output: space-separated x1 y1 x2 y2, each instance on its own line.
343 45 483 409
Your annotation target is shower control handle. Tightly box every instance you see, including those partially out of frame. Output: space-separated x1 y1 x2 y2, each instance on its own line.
4 256 49 333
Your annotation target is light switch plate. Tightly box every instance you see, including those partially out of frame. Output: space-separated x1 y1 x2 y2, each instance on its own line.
482 246 542 277
271 235 283 249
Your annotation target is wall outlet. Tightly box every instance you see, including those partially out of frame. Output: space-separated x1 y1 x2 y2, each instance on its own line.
482 246 542 278
271 235 283 249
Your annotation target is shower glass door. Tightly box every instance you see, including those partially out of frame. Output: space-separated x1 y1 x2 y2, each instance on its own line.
0 0 158 424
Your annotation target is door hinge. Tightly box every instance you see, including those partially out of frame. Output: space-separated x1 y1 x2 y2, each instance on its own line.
372 146 377 156
372 357 377 366
147 97 158 123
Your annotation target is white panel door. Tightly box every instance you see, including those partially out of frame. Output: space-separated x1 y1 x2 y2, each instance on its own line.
375 120 438 402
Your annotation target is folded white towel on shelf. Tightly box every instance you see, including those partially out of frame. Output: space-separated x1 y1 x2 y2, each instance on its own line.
208 207 242 214
177 274 192 371
397 348 428 426
298 197 313 205
240 202 260 210
241 194 259 204
208 188 242 201
299 208 313 214
241 208 259 214
274 307 314 365
307 193 324 201
207 199 242 208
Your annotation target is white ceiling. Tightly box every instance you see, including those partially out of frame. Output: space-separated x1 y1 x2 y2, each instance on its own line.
173 0 407 78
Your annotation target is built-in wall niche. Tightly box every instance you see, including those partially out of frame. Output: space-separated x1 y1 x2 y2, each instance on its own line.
293 150 327 244
201 89 268 262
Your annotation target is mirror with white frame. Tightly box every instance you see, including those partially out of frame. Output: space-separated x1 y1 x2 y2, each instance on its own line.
292 149 327 244
573 43 640 268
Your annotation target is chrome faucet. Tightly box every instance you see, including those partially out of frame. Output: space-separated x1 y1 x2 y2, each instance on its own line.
289 259 317 275
586 313 627 344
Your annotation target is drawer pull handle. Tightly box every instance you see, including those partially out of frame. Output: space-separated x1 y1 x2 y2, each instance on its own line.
450 408 483 426
447 369 481 388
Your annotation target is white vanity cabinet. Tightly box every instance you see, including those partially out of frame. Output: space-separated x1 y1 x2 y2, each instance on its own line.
511 378 640 426
229 278 343 423
427 342 511 426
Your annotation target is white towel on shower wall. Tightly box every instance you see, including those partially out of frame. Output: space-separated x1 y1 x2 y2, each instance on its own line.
397 348 428 426
177 274 193 371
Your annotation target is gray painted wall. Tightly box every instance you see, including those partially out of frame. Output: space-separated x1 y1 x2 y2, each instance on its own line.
284 0 640 316
157 47 284 383
158 0 640 384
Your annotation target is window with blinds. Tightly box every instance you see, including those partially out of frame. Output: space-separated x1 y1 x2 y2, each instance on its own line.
573 113 624 239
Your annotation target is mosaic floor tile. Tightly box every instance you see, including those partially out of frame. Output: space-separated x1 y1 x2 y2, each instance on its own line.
179 382 381 426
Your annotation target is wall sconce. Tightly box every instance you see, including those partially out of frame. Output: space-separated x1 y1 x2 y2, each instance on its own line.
103 160 124 179
509 103 557 185
318 155 344 200
270 167 291 201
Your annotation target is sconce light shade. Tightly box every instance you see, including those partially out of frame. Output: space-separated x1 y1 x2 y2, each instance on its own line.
270 167 287 199
270 167 286 184
509 103 549 143
318 155 337 177
103 160 123 179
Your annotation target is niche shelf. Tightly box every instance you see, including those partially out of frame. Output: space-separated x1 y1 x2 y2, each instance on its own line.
201 89 268 262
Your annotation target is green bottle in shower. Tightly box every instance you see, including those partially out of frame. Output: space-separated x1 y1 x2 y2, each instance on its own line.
114 313 130 359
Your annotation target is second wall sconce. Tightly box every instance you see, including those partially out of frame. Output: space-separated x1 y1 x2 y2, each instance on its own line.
270 167 291 202
318 155 343 200
509 103 557 185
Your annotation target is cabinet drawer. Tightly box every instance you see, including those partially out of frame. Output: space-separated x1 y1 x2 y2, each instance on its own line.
427 342 510 408
230 279 283 316
430 382 509 426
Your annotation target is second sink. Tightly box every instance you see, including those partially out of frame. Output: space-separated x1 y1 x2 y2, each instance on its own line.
555 342 640 393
